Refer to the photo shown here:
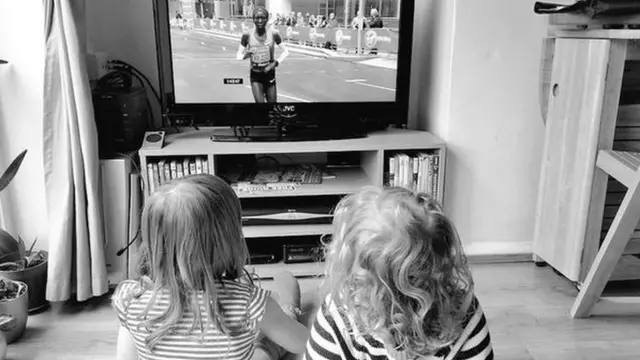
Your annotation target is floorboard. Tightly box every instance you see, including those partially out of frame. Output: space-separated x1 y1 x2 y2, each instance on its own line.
7 262 640 360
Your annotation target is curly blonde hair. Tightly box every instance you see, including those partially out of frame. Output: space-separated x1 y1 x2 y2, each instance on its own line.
321 186 473 358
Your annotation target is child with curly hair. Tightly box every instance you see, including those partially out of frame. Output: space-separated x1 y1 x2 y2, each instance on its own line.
112 174 308 360
305 187 494 359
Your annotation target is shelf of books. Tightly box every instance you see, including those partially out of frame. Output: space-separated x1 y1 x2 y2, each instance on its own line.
144 155 212 194
383 150 445 203
133 128 446 279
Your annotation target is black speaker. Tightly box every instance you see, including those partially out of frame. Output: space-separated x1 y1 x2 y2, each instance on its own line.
93 86 149 158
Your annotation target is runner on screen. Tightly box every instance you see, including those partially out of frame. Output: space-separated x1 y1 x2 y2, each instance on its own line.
236 7 289 103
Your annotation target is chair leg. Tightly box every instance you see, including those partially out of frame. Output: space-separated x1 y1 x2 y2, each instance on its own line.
571 181 640 318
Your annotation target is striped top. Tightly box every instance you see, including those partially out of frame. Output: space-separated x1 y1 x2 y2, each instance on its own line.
112 279 269 360
304 295 493 360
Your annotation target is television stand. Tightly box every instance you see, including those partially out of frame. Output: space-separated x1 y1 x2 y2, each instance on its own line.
137 128 446 279
211 126 367 142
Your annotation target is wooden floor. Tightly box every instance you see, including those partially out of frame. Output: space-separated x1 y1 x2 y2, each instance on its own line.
7 262 640 360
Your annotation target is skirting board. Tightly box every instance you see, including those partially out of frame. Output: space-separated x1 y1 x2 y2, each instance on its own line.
464 241 533 264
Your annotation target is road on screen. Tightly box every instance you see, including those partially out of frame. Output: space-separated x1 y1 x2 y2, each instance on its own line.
170 28 397 104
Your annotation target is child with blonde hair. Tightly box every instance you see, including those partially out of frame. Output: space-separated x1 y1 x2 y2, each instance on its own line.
112 174 308 360
305 187 493 359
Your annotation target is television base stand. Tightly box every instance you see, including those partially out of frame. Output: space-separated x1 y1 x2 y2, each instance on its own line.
211 126 367 142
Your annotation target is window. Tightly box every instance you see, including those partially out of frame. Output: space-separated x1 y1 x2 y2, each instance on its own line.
332 0 399 25
379 0 398 18
354 0 400 18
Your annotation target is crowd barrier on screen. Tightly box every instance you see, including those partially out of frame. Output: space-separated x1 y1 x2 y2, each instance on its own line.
184 18 399 54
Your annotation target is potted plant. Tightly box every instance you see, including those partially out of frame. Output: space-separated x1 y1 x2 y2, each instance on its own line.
0 278 26 346
0 149 31 346
0 150 26 257
0 237 47 312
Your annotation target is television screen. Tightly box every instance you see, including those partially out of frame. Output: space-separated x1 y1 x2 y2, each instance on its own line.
167 0 403 104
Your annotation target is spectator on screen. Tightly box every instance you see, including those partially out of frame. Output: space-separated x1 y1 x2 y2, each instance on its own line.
247 0 254 17
286 12 297 27
351 10 367 29
326 13 339 28
369 8 383 28
316 15 327 28
324 13 338 50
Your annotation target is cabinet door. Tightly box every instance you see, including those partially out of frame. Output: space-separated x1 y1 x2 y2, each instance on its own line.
534 38 626 282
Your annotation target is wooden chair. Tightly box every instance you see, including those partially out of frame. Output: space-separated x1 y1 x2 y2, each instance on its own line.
571 150 640 318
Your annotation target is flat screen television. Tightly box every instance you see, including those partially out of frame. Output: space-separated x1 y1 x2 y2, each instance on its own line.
152 0 415 141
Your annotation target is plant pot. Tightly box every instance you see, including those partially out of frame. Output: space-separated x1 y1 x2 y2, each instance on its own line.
0 281 28 344
0 254 48 312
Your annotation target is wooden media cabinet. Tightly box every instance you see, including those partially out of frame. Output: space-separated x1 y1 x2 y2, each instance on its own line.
136 128 446 279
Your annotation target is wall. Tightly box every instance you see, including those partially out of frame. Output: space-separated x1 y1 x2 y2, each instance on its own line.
408 0 454 139
413 0 548 256
0 1 49 250
0 0 162 253
3 0 549 257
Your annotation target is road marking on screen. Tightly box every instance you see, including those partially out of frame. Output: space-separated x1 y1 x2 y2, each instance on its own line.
355 82 395 92
345 79 366 83
279 93 311 102
243 85 311 103
190 57 239 60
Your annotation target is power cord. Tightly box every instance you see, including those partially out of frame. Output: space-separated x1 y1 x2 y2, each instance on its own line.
116 227 140 256
107 60 161 105
104 59 167 128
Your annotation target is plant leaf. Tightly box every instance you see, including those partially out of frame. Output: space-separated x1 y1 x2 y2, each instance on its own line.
0 149 27 193
0 230 20 258
0 315 16 331
0 252 22 264
17 236 26 256
27 237 38 256
26 252 44 267
0 259 25 271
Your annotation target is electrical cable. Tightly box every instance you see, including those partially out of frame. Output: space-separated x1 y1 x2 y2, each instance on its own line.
107 59 166 128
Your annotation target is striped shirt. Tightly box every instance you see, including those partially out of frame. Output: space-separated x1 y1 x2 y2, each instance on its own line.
112 279 269 360
304 295 493 360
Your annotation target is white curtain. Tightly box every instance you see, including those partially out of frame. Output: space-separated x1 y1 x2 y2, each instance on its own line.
42 0 108 302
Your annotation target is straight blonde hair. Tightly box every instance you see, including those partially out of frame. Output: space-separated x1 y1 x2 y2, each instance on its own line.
135 174 249 348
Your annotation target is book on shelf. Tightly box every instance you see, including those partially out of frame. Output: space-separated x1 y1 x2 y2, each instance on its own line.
386 152 440 199
146 155 212 193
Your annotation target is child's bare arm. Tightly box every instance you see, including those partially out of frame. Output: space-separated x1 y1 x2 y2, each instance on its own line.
116 326 138 360
258 297 309 354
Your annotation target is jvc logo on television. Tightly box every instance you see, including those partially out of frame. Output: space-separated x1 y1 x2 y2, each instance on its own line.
223 78 244 85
